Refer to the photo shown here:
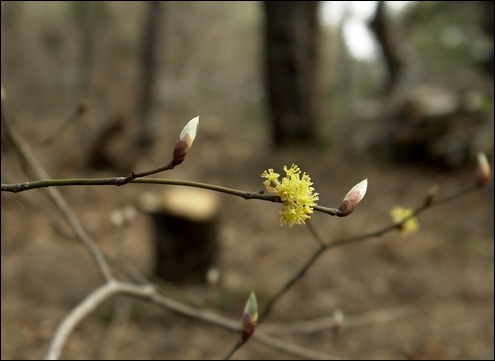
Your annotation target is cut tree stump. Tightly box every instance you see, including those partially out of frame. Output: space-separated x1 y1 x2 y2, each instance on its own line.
140 187 220 285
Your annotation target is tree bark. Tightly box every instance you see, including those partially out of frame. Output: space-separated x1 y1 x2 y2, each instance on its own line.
136 1 162 152
264 1 320 148
369 1 402 93
141 187 220 285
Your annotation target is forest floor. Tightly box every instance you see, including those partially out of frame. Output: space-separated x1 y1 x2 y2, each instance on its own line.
1 111 494 360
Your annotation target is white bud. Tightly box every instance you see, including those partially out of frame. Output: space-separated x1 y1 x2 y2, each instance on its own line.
338 179 368 217
180 116 199 147
343 179 367 204
476 152 490 188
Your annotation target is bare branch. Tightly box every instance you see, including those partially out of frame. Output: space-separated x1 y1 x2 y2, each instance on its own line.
259 183 481 321
261 307 415 334
45 282 155 360
1 111 114 282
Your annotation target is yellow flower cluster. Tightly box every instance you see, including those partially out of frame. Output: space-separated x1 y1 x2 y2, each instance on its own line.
261 164 319 227
389 206 419 236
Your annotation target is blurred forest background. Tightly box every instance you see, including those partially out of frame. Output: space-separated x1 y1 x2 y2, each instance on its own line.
1 1 494 360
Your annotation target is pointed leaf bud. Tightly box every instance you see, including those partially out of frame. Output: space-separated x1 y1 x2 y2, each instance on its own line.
476 152 490 188
337 179 368 217
424 184 439 207
241 291 258 341
180 116 199 147
172 116 199 166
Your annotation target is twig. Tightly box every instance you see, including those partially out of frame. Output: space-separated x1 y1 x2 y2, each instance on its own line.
306 219 325 247
261 306 414 334
1 109 114 282
260 245 326 322
96 296 133 360
1 177 341 216
1 175 74 239
110 256 344 360
222 339 246 360
38 103 87 147
45 282 155 360
44 278 341 360
259 184 480 321
252 332 345 360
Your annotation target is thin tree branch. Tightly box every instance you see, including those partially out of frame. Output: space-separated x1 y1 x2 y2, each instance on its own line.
1 177 340 216
45 282 155 360
252 332 345 360
306 219 325 247
2 109 114 282
96 296 133 360
45 279 342 360
38 103 87 147
261 306 414 334
260 244 326 322
259 183 481 321
222 339 246 360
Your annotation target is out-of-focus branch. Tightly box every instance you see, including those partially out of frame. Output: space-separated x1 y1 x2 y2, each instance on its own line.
1 108 114 282
45 278 340 360
259 182 483 321
38 103 87 147
45 282 155 360
96 296 133 360
261 306 414 334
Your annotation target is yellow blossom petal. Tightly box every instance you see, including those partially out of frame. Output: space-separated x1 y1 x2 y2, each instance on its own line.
390 206 419 236
261 164 318 227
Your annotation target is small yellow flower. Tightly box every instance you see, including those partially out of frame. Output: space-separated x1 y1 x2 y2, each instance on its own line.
390 206 419 236
261 164 319 227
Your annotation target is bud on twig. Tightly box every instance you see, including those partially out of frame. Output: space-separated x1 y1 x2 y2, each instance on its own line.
337 179 368 217
172 116 199 166
476 152 490 188
241 291 258 341
424 184 439 207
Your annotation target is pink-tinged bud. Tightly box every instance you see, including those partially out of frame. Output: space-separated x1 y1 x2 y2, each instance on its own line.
180 116 199 147
476 152 490 188
172 116 199 165
171 140 189 166
241 291 258 341
337 179 368 217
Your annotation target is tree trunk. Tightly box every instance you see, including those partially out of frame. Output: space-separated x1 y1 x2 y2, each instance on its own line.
136 1 162 152
369 1 402 93
264 1 320 148
141 187 220 285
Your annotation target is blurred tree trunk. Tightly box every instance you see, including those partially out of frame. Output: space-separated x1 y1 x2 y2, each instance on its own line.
72 1 111 95
369 1 402 93
263 1 320 148
136 1 161 152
